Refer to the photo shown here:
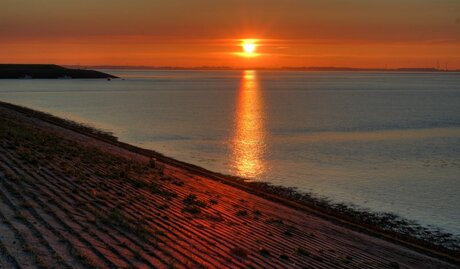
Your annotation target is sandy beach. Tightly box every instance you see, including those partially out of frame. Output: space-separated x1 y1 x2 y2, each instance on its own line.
0 103 457 269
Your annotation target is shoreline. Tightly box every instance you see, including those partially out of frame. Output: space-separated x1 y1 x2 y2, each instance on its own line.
0 101 458 267
72 65 460 73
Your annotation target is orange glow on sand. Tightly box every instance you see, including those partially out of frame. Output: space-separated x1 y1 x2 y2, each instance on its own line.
231 70 266 178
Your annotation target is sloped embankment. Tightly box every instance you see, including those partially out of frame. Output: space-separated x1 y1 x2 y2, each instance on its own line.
0 105 456 268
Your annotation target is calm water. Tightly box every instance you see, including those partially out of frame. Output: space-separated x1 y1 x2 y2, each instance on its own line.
1 70 459 235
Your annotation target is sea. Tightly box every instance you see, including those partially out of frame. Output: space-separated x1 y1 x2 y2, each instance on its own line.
1 70 459 235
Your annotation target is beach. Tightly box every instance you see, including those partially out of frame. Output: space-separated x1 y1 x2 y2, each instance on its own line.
0 103 457 268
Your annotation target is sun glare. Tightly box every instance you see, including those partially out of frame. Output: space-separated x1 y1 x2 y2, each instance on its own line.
241 39 258 57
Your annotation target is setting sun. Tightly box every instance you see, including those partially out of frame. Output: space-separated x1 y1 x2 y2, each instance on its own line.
241 39 258 57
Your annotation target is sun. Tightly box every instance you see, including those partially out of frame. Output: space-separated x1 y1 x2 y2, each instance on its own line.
243 41 256 53
241 39 258 56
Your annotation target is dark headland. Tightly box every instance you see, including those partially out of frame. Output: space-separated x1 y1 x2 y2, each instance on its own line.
0 64 117 79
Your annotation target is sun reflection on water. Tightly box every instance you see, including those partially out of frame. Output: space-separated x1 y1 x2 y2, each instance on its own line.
231 70 266 179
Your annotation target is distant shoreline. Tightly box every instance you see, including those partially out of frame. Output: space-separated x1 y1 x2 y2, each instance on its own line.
71 65 460 72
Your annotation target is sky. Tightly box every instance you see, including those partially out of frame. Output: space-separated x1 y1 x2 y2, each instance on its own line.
1 0 459 68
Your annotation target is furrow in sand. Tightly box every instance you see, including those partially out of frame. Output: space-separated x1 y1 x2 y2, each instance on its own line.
82 164 315 268
0 179 76 269
26 149 254 268
51 163 294 268
32 160 247 269
0 237 21 269
0 186 51 269
33 174 194 269
0 176 27 269
0 155 154 269
2 150 215 269
0 158 118 269
1 139 221 266
87 164 370 267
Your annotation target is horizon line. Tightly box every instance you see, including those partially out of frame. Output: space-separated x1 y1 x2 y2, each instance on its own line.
61 65 458 72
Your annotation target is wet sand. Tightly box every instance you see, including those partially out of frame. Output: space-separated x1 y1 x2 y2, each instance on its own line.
0 103 457 268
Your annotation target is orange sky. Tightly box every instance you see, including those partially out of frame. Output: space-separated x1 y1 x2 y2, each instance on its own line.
1 0 459 68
